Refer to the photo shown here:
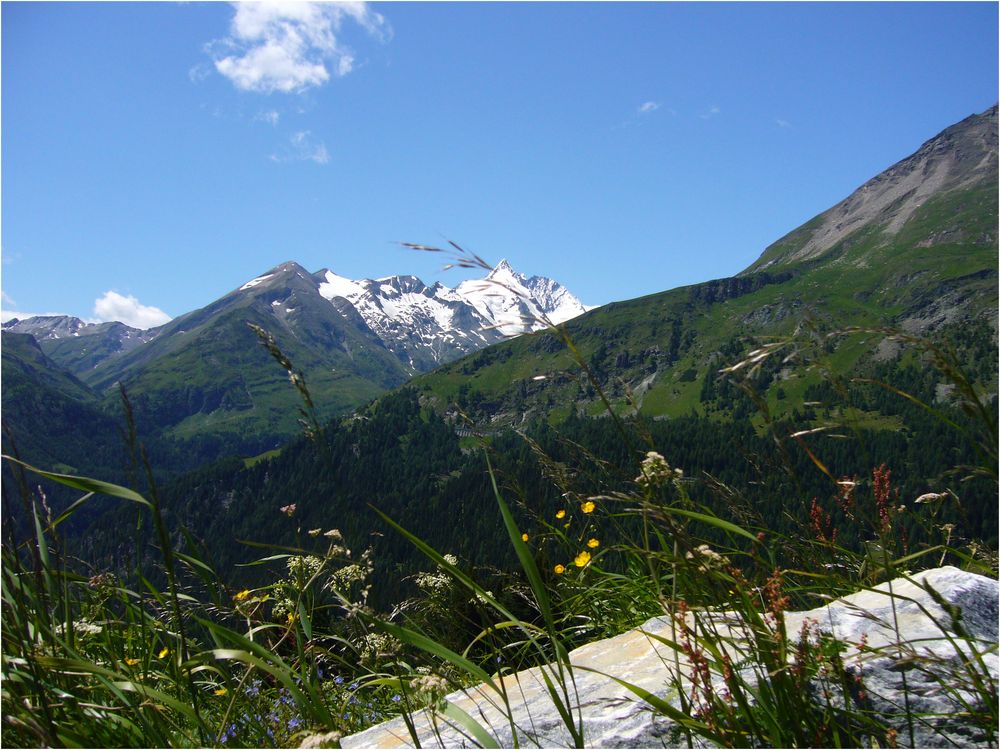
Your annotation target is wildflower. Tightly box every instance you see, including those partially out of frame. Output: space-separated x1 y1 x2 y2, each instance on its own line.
410 674 449 709
324 528 343 539
636 451 680 489
873 464 892 533
280 503 297 517
574 550 592 567
124 657 139 666
587 538 600 548
308 528 322 537
555 509 566 519
287 612 298 625
914 491 946 504
158 646 169 659
334 676 344 685
521 533 529 542
554 564 565 574
288 716 301 730
392 694 402 703
234 589 251 602
581 500 596 514
214 687 228 696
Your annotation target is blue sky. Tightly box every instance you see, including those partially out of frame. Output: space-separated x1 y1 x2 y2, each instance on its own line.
2 2 997 328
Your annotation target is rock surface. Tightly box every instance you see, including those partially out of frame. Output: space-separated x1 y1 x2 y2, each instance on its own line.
336 567 998 748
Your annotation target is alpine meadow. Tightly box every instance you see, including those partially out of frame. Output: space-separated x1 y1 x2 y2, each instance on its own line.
1 3 997 749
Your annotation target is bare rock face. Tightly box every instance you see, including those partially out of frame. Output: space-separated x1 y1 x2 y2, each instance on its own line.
336 567 997 748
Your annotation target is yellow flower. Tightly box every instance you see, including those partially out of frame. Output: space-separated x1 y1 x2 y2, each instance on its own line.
587 538 600 549
287 612 297 625
555 509 566 519
574 550 592 568
581 501 596 514
234 589 251 602
158 647 169 659
521 533 529 542
124 657 139 666
554 564 565 574
214 687 228 696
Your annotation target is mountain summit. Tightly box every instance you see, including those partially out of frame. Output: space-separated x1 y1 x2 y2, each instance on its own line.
746 104 998 273
313 259 589 369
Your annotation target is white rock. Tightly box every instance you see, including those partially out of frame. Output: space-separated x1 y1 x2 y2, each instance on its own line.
342 567 998 748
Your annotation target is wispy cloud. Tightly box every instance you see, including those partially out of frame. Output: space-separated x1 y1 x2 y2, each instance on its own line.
638 101 659 115
254 109 281 126
775 118 792 129
270 130 330 165
699 105 721 120
206 2 389 94
93 291 171 330
2 290 16 307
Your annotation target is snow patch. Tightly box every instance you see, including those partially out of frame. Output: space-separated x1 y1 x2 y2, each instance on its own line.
240 273 274 291
318 271 363 300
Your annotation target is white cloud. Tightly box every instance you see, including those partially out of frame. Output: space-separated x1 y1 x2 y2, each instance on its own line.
775 118 792 128
638 101 659 114
255 109 281 126
208 2 388 94
2 290 17 306
93 291 171 330
270 130 330 165
699 106 721 120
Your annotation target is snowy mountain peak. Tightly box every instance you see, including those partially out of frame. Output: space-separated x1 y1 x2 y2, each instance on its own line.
487 258 518 279
238 258 591 373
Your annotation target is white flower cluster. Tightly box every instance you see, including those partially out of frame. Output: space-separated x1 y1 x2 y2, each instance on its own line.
326 547 375 606
287 554 324 579
635 451 683 490
685 543 725 573
358 631 401 663
414 554 459 596
409 674 450 709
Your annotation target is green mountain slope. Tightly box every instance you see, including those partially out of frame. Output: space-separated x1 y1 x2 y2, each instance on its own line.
1 332 126 477
411 106 998 426
81 262 413 454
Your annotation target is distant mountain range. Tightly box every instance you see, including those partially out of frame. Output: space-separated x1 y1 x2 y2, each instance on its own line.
2 259 589 465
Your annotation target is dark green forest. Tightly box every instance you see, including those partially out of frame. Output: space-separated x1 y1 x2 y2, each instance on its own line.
73 355 996 612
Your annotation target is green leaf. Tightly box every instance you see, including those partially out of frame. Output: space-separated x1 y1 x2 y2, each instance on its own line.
378 620 500 694
2 456 151 507
659 507 759 542
441 700 500 748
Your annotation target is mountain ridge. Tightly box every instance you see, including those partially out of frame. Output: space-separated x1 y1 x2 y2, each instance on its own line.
410 106 998 427
745 104 998 274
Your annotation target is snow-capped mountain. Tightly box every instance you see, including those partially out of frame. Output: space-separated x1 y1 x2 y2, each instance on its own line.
313 259 590 370
4 261 587 429
2 315 160 376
